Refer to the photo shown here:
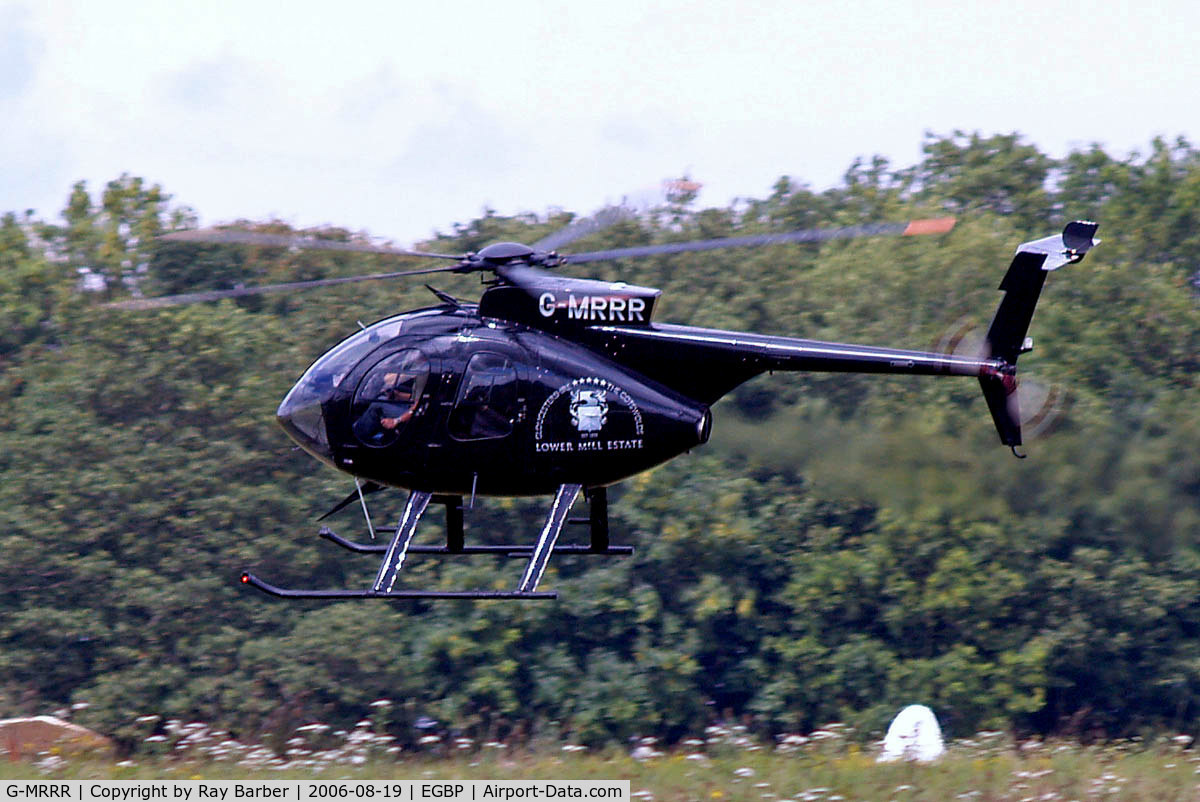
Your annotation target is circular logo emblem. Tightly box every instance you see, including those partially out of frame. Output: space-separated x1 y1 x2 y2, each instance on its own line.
534 377 644 454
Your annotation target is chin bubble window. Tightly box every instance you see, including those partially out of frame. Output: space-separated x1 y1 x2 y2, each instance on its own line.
352 350 428 447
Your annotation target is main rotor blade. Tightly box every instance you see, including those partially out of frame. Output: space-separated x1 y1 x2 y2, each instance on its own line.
104 264 469 310
562 218 956 264
532 204 639 253
161 228 466 260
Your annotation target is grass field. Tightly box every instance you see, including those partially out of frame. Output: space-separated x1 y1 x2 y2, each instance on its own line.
4 724 1199 801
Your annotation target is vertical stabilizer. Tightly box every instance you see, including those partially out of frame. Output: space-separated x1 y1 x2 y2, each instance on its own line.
980 221 1100 449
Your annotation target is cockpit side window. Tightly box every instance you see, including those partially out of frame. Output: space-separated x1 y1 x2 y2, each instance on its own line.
448 352 518 441
352 349 428 447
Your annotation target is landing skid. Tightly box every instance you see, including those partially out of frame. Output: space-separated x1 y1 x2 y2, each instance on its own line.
241 486 630 600
239 573 557 600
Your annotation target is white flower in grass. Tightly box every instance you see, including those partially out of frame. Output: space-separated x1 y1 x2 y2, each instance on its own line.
297 723 330 733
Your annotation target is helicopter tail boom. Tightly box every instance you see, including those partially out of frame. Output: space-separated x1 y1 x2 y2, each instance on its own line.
590 322 999 403
588 223 1098 455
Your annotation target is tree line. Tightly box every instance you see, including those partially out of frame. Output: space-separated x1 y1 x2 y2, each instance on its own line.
0 132 1197 751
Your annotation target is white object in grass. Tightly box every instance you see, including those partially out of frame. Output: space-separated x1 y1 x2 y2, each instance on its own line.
878 704 945 763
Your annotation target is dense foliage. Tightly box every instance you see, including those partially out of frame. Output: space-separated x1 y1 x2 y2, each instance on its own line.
0 133 1197 750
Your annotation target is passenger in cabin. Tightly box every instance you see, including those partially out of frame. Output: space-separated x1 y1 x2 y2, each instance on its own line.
454 384 511 439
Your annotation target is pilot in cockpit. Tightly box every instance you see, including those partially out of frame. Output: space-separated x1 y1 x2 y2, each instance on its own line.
353 372 416 444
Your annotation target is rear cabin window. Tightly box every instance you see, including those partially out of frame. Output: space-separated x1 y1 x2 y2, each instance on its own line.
448 352 518 440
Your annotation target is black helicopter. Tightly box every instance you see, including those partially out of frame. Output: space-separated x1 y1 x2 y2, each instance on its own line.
114 211 1100 600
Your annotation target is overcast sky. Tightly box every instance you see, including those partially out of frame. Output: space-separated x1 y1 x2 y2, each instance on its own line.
2 0 1196 245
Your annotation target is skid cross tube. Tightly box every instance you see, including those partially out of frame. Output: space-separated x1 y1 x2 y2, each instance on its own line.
319 527 632 556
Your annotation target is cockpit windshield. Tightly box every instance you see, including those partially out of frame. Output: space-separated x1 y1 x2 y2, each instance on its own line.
297 316 406 394
276 316 405 465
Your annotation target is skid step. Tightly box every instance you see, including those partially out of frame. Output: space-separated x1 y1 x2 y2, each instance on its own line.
240 573 557 600
319 527 632 556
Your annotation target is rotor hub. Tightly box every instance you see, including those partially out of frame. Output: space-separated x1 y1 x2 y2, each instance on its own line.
476 242 536 264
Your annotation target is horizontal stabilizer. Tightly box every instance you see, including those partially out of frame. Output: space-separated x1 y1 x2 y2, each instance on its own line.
1010 220 1100 272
